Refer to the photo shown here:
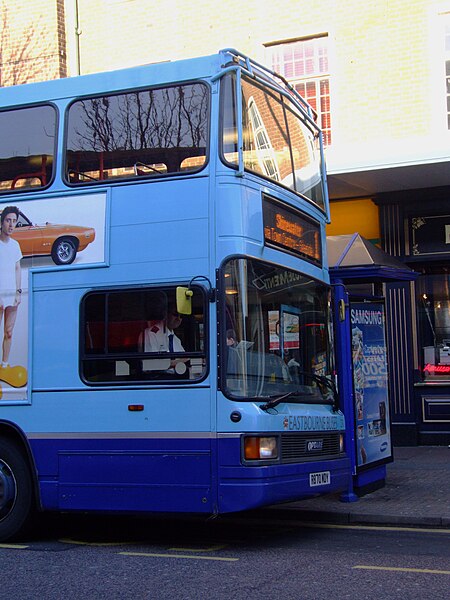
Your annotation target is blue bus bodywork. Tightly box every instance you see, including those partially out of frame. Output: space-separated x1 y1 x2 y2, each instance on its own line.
0 50 350 540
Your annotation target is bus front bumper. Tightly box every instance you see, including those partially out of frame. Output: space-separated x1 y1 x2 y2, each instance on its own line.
217 456 351 513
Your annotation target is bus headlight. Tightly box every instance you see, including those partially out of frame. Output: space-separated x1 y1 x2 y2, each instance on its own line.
244 436 278 460
339 433 345 453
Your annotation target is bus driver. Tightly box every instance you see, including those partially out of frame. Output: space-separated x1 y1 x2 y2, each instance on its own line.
142 304 185 354
139 298 187 375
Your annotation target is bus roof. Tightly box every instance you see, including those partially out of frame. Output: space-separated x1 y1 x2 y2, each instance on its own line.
0 51 223 108
0 48 318 127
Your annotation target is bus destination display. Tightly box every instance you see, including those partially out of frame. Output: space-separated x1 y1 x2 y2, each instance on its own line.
263 196 322 265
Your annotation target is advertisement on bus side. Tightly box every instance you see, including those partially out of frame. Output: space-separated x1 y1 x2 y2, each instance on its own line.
0 194 106 402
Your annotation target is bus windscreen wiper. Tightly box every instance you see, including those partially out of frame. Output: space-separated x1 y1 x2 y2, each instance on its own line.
259 391 300 411
259 372 339 412
292 370 340 412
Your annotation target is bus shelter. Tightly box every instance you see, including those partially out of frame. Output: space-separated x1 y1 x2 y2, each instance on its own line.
327 234 417 498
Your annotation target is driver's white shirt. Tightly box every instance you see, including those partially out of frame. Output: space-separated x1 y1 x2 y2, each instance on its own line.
142 322 184 353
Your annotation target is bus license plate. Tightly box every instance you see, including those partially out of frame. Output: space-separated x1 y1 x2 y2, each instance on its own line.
309 471 331 487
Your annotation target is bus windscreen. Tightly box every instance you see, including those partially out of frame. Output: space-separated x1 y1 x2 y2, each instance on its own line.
221 73 325 210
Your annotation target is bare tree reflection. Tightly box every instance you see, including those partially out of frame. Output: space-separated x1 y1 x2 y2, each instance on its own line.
70 85 208 154
0 3 55 87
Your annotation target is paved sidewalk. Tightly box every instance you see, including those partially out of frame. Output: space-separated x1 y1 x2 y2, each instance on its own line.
263 446 450 528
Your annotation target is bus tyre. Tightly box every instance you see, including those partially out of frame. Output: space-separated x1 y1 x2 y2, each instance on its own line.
0 440 33 542
51 237 77 265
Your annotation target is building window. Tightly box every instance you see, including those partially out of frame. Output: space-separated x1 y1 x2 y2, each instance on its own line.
446 18 450 129
266 37 332 146
417 270 450 382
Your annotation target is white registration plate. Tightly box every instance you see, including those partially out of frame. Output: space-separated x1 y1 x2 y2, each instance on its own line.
309 471 331 487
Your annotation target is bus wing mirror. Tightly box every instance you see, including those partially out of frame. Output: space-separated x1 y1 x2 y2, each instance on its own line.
176 286 193 315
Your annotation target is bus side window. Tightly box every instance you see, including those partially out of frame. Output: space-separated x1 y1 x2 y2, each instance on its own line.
81 287 206 383
66 83 208 185
0 106 56 194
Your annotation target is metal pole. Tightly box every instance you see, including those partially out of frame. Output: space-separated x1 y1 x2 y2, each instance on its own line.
333 280 358 503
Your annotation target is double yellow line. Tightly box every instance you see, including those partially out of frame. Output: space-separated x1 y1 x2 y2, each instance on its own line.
353 565 450 576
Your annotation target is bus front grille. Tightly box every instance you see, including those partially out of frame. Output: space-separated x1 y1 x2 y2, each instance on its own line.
281 432 342 462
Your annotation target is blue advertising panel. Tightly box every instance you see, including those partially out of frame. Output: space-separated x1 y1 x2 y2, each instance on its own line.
351 302 392 470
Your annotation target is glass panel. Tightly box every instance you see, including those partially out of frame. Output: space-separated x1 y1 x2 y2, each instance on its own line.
305 81 318 110
447 60 450 130
417 272 450 381
82 287 206 383
241 79 293 188
283 100 324 208
263 195 322 264
221 74 325 209
318 44 329 73
221 73 239 164
66 83 209 184
445 23 450 52
0 105 56 193
223 258 334 401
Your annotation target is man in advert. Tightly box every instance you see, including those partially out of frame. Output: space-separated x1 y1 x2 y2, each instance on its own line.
0 206 27 394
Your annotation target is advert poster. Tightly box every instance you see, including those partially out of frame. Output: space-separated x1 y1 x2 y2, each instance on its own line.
351 302 392 469
269 308 300 353
282 310 300 351
0 194 106 402
269 310 280 350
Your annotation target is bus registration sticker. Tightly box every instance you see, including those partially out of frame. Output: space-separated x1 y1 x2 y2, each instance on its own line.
309 471 331 487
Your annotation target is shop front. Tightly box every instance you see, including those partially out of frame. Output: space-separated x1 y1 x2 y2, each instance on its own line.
376 187 450 445
328 156 450 447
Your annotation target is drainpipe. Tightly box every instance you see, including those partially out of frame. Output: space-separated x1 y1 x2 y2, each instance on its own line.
74 0 82 75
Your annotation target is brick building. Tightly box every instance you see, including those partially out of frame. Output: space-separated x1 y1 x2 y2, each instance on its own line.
1 0 450 444
0 0 66 85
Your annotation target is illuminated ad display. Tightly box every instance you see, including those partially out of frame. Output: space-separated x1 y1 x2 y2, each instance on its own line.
351 302 393 470
263 196 321 265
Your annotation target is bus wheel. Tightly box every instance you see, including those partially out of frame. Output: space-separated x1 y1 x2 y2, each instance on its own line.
51 237 77 265
0 440 33 542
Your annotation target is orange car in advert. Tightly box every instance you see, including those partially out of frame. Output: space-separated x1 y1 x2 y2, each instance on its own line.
3 209 96 265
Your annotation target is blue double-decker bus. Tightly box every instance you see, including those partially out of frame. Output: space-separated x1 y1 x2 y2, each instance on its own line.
0 49 350 541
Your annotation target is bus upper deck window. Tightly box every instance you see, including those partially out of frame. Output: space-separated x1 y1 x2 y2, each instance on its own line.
0 105 56 194
219 72 326 211
65 83 209 185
